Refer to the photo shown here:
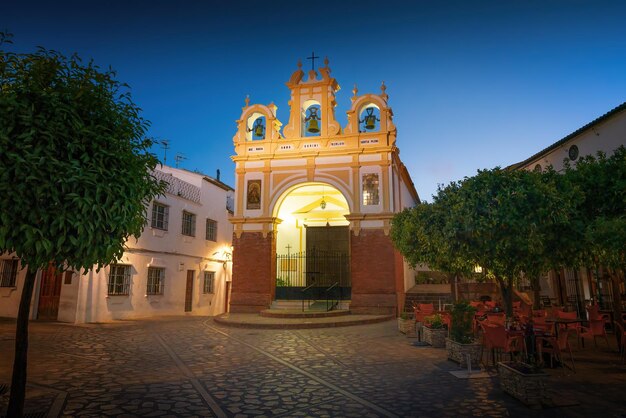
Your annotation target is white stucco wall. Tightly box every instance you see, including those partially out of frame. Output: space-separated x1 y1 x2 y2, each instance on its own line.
520 107 626 172
0 166 234 323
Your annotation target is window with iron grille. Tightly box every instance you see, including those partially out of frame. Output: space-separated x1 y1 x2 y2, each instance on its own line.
147 267 164 295
206 219 217 241
182 211 196 236
203 271 215 294
151 202 169 230
0 259 18 287
108 264 131 295
362 173 380 205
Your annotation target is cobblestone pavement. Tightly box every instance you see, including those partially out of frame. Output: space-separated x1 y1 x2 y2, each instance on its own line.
1 317 626 417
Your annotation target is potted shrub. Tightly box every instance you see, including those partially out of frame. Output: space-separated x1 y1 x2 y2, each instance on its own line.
446 301 481 368
397 311 414 334
422 313 447 348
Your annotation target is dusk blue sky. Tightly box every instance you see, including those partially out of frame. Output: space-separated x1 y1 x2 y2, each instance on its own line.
4 0 626 201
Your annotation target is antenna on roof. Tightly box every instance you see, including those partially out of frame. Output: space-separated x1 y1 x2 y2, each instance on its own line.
160 139 170 164
174 153 187 168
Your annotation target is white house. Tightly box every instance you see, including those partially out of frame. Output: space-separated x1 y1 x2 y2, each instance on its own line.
510 101 626 313
0 165 234 323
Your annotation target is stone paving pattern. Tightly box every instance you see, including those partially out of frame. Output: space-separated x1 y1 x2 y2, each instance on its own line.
1 316 625 417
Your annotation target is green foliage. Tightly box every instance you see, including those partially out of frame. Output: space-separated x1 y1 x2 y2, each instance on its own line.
449 301 476 344
564 146 626 270
391 187 474 277
0 35 166 273
424 313 445 329
275 277 288 287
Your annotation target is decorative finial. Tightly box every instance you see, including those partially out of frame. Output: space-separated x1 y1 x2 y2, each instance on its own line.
324 56 329 67
380 81 388 101
297 59 302 69
351 84 358 103
244 95 250 108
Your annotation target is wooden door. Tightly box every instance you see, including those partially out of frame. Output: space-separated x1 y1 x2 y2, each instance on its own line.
305 226 350 287
185 270 194 312
38 265 62 320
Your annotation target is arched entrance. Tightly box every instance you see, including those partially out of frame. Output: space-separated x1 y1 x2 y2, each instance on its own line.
274 183 351 302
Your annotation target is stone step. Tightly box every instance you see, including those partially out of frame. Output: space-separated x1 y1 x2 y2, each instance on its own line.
214 313 394 329
259 309 350 318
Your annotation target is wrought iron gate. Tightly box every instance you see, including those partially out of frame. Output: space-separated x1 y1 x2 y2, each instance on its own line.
275 249 350 300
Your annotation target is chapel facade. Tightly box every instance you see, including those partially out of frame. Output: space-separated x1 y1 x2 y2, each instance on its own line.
229 58 419 315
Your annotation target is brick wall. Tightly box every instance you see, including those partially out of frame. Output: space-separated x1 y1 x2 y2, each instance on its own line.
230 231 275 313
350 229 398 315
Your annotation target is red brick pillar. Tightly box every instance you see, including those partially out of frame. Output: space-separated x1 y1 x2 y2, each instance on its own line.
229 231 276 313
350 229 398 315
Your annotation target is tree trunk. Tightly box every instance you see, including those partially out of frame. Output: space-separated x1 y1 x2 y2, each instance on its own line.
7 268 37 418
531 275 542 310
496 277 514 318
609 269 624 347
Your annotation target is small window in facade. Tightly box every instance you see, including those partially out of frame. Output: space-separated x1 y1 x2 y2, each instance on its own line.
533 164 542 172
362 173 380 206
206 219 217 241
203 271 215 294
182 211 196 237
151 202 169 230
0 259 18 287
147 267 164 295
108 264 131 295
568 144 579 161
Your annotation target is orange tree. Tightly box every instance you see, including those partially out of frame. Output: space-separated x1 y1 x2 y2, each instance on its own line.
0 34 165 416
391 182 475 296
452 167 578 318
565 146 626 327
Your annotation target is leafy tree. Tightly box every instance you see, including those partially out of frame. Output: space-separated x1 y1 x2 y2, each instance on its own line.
565 147 626 326
0 34 165 416
391 183 474 296
452 168 578 317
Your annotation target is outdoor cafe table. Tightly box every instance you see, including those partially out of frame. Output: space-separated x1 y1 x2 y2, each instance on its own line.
545 317 585 339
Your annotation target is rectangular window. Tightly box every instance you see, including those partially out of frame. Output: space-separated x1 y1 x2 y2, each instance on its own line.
206 219 217 241
203 271 215 294
147 267 164 295
151 202 169 230
0 259 18 287
108 264 131 295
182 211 196 237
362 173 380 205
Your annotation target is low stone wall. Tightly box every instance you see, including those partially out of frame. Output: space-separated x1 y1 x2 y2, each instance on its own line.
422 327 447 348
446 339 482 368
458 282 499 302
497 362 549 409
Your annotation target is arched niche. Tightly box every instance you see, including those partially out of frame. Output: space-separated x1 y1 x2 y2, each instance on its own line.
273 182 351 257
358 104 381 133
233 103 282 143
246 112 266 141
302 100 322 137
344 94 394 136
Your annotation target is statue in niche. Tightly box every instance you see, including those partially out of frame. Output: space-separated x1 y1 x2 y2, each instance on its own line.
246 180 261 210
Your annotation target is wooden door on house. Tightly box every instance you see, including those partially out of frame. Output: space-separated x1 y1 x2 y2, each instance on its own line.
185 270 194 312
38 265 63 320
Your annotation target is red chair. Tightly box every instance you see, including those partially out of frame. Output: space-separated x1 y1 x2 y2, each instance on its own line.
537 327 576 371
556 310 583 341
486 313 505 326
579 319 610 348
480 324 524 365
413 303 435 323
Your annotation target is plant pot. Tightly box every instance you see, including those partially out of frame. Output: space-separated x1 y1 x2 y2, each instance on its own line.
422 326 447 348
497 361 549 409
397 317 414 335
446 338 482 368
